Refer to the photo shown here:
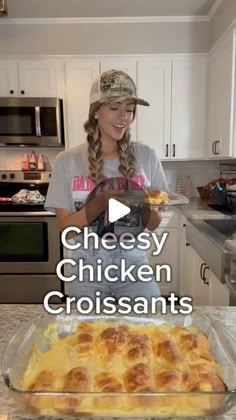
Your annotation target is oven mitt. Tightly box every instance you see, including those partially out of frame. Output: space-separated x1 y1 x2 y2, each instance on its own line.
11 189 45 203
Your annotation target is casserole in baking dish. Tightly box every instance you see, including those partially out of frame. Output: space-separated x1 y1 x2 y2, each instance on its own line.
2 311 236 418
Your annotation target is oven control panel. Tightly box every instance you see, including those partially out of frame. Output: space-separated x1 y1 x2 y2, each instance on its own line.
0 170 52 183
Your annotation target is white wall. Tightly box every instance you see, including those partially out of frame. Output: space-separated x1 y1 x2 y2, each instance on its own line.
209 0 236 48
0 21 209 55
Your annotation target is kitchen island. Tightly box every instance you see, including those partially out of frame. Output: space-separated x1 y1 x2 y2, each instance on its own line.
0 304 235 420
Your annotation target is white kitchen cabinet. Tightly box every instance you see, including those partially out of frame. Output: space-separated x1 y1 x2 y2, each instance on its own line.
207 29 236 158
65 60 100 149
179 217 209 305
171 57 207 159
182 235 230 306
137 59 171 159
137 57 207 160
0 59 58 97
179 217 194 299
209 270 230 305
0 60 18 96
192 252 210 305
147 212 179 296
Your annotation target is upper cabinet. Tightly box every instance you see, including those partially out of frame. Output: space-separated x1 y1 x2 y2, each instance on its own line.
0 59 58 97
0 54 207 154
137 59 171 159
65 60 100 150
0 60 18 96
207 29 236 158
137 57 207 160
171 58 207 159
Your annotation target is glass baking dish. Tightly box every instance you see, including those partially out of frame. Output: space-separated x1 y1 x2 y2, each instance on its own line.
2 310 236 418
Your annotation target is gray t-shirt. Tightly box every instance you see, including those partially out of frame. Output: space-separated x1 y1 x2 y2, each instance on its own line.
45 143 167 237
45 142 168 237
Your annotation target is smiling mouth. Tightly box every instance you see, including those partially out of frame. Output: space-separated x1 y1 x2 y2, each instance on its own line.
113 124 125 129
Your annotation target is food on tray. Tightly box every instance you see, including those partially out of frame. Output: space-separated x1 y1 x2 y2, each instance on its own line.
23 320 227 416
144 189 169 205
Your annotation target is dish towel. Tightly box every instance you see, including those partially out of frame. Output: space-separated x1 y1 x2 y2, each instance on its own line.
11 189 45 204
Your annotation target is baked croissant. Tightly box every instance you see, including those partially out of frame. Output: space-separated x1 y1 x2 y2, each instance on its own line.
24 321 227 417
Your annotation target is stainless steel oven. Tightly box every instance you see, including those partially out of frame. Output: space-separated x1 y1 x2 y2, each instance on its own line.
0 170 62 303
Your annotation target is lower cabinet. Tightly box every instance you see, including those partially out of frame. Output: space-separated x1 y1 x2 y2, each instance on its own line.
179 217 230 306
192 252 210 306
192 252 230 306
147 212 179 296
179 217 194 298
208 270 230 305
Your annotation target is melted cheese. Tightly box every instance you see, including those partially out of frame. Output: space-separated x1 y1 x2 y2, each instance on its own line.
144 190 169 205
23 321 227 417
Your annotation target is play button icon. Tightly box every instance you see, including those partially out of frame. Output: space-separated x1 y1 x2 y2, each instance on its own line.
108 198 131 223
84 176 151 237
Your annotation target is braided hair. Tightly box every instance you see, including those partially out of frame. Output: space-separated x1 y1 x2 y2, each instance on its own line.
84 102 136 183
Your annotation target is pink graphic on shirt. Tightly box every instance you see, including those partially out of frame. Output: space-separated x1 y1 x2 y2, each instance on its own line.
72 175 146 191
72 176 96 191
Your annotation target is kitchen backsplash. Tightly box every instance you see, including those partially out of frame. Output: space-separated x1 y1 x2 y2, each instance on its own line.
0 148 61 172
162 160 226 197
0 148 232 198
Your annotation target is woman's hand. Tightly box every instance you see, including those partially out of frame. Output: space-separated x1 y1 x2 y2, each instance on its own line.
141 206 162 231
94 190 132 212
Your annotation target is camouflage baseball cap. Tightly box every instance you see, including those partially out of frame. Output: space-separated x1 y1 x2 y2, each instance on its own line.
89 69 150 106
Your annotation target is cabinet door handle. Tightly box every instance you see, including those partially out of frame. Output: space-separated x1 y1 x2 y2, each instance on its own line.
183 224 186 228
20 90 25 95
203 265 209 285
212 141 216 155
186 242 190 246
200 262 206 280
172 144 176 157
165 144 168 157
10 90 14 94
215 140 220 155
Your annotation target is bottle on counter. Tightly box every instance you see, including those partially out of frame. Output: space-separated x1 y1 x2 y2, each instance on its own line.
21 153 29 171
29 151 37 170
37 154 45 171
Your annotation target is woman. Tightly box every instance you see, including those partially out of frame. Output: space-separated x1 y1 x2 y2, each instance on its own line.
45 69 168 302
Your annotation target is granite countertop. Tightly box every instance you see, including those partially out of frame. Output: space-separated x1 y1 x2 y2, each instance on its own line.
178 197 236 221
0 304 235 420
178 198 230 219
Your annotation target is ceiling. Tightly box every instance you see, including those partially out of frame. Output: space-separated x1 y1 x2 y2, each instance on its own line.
5 0 218 19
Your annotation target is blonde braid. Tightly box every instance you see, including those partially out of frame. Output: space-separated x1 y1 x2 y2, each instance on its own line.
118 129 136 179
84 104 104 183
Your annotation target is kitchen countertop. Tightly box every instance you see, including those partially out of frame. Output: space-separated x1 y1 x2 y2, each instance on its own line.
178 198 234 219
0 304 235 420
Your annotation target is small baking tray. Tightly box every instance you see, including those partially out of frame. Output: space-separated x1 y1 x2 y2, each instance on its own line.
2 310 236 418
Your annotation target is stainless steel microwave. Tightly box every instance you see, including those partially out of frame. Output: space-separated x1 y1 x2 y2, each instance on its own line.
0 97 64 147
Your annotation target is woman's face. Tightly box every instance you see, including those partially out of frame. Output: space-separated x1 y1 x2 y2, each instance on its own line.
95 99 135 142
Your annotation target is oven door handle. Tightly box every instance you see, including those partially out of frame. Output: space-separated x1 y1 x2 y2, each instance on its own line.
35 106 41 137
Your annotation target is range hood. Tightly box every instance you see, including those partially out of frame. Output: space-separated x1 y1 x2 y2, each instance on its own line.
0 0 7 16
